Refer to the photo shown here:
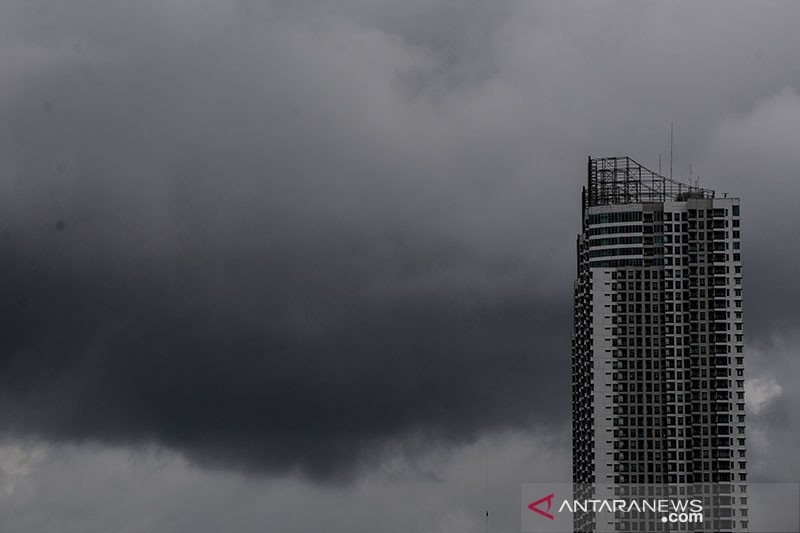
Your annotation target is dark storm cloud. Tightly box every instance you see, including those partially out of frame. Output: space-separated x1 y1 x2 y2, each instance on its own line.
0 224 569 478
0 0 576 479
2 0 800 482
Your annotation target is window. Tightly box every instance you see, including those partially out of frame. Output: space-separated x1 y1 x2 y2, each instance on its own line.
589 211 643 224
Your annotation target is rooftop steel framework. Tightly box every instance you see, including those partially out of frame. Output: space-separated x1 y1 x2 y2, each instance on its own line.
585 156 715 208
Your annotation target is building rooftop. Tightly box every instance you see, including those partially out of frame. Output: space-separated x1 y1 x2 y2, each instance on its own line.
586 156 715 208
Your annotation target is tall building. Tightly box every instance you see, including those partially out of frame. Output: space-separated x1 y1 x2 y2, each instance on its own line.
572 157 747 532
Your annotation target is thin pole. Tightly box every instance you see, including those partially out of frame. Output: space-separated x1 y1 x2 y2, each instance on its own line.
485 449 489 533
669 122 673 183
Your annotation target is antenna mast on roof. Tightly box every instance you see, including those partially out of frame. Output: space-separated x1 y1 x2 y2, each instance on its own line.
669 122 674 183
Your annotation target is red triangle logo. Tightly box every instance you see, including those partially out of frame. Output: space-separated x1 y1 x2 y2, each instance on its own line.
528 493 555 520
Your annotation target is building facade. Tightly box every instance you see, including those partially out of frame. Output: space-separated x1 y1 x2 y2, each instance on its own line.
572 157 748 532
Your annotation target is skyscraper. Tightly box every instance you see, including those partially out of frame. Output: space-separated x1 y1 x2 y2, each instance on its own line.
572 157 747 532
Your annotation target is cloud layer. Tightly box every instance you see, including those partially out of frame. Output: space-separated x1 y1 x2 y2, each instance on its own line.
0 431 570 533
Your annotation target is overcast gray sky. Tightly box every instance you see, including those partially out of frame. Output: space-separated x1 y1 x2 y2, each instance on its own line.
0 0 799 531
